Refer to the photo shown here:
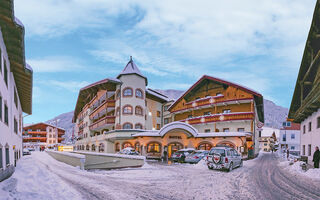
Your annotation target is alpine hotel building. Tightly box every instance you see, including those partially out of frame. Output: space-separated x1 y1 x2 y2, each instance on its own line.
73 57 264 159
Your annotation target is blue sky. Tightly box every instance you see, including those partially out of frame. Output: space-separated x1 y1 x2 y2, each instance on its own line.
14 0 316 124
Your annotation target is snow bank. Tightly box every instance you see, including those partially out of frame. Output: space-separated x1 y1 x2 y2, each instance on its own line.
279 160 320 180
192 159 208 170
74 151 145 160
0 152 83 200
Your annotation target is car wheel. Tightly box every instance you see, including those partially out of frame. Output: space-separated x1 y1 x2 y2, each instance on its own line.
208 166 213 170
239 160 243 167
228 162 233 172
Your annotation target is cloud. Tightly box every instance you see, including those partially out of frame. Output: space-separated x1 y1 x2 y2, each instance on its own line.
28 56 86 73
44 80 90 92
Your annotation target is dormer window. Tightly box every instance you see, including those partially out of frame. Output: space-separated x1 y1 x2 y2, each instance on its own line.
123 88 133 97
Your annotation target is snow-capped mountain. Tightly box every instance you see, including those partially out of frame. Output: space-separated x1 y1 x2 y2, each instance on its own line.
47 90 288 143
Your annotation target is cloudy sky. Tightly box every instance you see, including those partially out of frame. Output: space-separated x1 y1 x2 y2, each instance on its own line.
15 0 316 124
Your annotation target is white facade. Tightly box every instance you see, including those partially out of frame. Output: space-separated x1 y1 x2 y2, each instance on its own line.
300 108 320 164
279 129 300 152
0 29 24 174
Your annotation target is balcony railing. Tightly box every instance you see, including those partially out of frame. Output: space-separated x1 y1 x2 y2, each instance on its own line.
90 100 115 118
181 112 254 125
172 97 253 113
89 116 115 131
23 137 47 141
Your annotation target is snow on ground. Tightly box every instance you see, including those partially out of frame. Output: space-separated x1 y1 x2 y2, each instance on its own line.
0 151 263 200
0 152 83 200
278 158 320 180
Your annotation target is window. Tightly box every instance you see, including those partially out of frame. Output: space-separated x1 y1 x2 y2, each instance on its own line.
122 142 132 149
238 128 245 132
259 131 261 137
223 109 231 114
14 118 18 134
4 61 8 87
115 143 120 152
204 129 210 133
188 114 193 118
282 134 286 142
204 111 211 116
308 122 312 132
147 142 161 153
91 144 96 151
223 128 229 132
135 106 143 116
264 143 267 146
164 118 170 125
14 89 18 108
4 104 8 125
303 125 306 134
123 123 133 129
134 142 140 153
0 146 2 169
123 105 133 114
164 105 169 111
198 143 212 150
135 89 143 98
291 134 295 139
99 143 104 152
157 124 160 130
5 146 9 166
135 123 142 129
0 96 2 121
86 145 89 151
317 117 320 129
308 144 311 156
287 122 291 127
157 111 161 117
123 88 133 97
303 145 305 155
291 146 295 150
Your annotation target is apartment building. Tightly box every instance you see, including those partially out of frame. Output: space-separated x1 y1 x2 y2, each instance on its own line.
259 127 279 152
23 123 65 150
73 57 264 159
289 1 320 164
279 121 300 154
0 0 33 181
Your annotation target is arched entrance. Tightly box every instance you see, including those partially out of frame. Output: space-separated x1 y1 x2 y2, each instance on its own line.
168 142 184 158
216 141 236 149
197 142 213 150
122 142 133 149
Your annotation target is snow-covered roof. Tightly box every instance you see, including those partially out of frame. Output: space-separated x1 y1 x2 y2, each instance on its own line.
14 17 24 27
117 57 147 83
23 122 65 131
146 88 169 102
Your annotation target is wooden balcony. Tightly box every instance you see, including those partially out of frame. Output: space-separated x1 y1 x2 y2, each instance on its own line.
89 116 115 131
173 97 253 114
181 112 254 125
90 100 116 119
27 131 47 134
23 137 47 142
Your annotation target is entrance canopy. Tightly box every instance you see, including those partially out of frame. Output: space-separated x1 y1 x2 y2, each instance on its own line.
132 121 251 138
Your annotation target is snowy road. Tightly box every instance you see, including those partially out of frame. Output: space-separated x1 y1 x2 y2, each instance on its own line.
1 152 320 200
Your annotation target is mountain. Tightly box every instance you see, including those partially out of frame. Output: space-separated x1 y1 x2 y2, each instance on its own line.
46 111 75 143
263 99 288 129
47 90 288 143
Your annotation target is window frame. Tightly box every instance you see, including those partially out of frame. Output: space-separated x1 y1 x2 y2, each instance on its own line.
135 88 144 99
135 123 143 129
123 122 133 129
4 103 8 125
122 105 133 115
223 128 230 132
308 122 312 132
135 106 143 116
122 87 133 97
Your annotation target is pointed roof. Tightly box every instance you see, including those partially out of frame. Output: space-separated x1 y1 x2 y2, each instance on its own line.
117 56 147 85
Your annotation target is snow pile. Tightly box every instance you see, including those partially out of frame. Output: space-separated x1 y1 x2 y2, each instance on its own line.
192 159 208 169
0 152 83 200
280 160 320 180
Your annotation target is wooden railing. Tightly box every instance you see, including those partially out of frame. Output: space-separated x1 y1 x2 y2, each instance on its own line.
89 116 115 130
23 137 47 141
172 97 253 113
181 112 254 125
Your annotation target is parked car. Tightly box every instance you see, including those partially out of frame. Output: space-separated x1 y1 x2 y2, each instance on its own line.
172 148 195 162
185 150 209 163
23 149 31 156
207 147 242 171
27 148 35 152
118 147 139 155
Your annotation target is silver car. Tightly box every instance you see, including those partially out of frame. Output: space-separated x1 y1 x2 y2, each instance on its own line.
207 147 242 171
185 150 209 163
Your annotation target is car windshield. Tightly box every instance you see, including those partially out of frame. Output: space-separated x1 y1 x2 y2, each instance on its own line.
209 149 225 156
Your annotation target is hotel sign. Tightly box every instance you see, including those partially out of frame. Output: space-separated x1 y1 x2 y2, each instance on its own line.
169 136 182 139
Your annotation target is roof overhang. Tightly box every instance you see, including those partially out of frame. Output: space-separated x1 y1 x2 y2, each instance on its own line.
0 0 33 114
